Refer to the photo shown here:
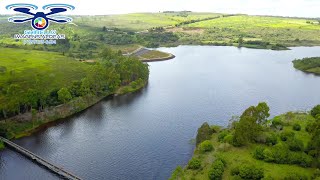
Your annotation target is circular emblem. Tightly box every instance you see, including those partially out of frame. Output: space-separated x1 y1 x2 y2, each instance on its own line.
33 17 48 30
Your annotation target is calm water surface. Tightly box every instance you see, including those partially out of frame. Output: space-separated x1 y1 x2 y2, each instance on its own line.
1 46 320 180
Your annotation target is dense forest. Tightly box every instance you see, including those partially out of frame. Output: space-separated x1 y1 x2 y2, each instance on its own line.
171 103 320 179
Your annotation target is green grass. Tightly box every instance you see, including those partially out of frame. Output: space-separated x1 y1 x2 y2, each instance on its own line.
181 15 320 47
293 57 320 75
172 113 317 180
0 48 91 95
138 50 172 60
72 13 221 31
0 140 4 150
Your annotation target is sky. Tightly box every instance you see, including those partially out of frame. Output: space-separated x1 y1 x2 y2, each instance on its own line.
0 0 319 18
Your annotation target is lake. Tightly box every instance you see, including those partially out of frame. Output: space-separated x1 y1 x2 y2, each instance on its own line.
1 46 320 180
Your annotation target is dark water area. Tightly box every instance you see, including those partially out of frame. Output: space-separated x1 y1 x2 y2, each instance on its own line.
1 46 320 180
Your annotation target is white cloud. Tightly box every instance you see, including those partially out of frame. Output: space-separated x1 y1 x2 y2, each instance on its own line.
0 0 319 17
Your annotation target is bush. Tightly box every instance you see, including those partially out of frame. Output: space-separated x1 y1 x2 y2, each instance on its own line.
283 173 308 180
263 148 274 162
280 130 295 141
311 105 320 118
223 134 234 144
199 140 214 153
232 164 264 180
253 146 265 160
255 134 267 144
305 123 313 133
218 130 229 142
271 117 283 130
196 122 213 145
187 158 201 170
285 112 295 120
210 125 221 133
292 123 301 131
208 160 225 180
287 137 304 151
272 144 289 164
266 133 278 146
287 152 312 167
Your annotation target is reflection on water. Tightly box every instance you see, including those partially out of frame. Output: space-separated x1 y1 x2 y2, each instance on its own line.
1 46 320 180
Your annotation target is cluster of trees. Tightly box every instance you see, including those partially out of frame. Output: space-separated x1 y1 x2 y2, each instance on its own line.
0 48 149 120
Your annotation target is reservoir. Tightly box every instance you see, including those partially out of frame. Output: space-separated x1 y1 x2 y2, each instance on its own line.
1 46 320 180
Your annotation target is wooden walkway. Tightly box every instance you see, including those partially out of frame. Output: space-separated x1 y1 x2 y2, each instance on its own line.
0 137 82 180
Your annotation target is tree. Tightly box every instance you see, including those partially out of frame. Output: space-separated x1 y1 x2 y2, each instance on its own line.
196 122 213 145
102 26 107 31
26 89 38 111
233 102 270 146
255 102 270 125
311 105 320 118
58 88 72 104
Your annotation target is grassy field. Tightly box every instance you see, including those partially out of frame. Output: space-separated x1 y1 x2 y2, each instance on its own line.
181 15 320 47
171 112 318 180
72 13 221 31
293 57 320 75
0 48 91 97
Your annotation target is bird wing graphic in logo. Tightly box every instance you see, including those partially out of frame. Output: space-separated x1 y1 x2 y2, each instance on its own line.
6 4 75 30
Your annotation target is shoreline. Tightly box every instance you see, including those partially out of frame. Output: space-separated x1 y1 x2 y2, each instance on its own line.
0 81 147 149
141 53 175 62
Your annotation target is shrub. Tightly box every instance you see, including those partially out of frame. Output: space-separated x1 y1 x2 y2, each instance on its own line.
272 144 289 164
305 123 313 133
187 158 201 170
232 164 264 180
287 137 304 151
0 66 7 74
292 123 301 131
283 173 308 180
253 146 265 160
311 105 320 118
199 140 214 153
210 125 221 133
208 160 225 180
285 112 295 120
223 134 234 144
271 117 283 130
312 169 320 179
280 130 295 141
218 130 229 142
266 133 278 146
255 134 267 144
263 148 274 162
196 122 213 145
287 152 312 167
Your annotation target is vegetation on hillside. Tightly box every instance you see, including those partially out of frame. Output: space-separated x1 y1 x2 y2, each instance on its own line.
170 103 320 180
293 57 320 75
0 47 149 139
1 12 320 58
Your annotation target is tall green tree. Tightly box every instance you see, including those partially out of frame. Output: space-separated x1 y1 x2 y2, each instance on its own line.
233 102 270 146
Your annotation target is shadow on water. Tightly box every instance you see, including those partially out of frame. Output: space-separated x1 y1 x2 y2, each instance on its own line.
110 83 149 108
